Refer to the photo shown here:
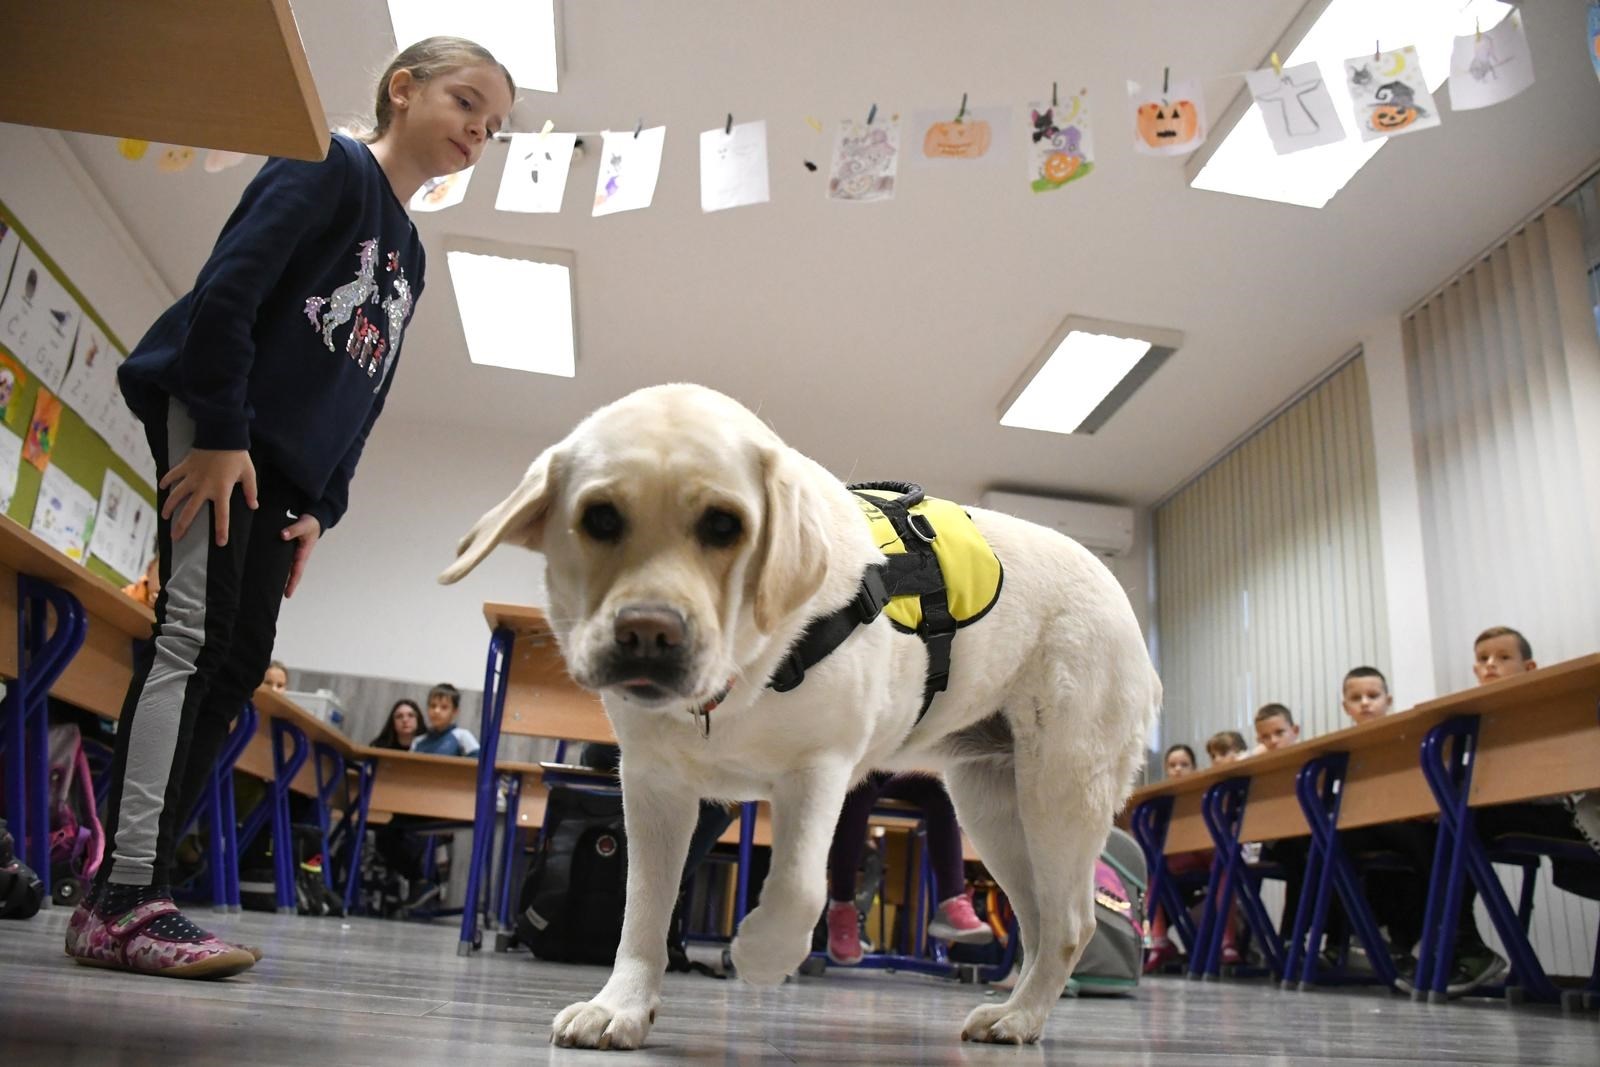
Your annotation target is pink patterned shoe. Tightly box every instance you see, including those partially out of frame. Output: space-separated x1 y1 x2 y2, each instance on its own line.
67 898 256 979
67 896 262 962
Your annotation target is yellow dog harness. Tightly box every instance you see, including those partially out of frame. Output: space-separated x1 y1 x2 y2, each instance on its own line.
766 482 1003 721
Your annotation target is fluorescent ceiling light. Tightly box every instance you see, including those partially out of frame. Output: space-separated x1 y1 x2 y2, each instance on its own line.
1000 318 1182 435
387 0 558 93
1190 0 1513 208
447 244 575 377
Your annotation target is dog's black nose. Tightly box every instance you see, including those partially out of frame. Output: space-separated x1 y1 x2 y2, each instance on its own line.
613 606 687 659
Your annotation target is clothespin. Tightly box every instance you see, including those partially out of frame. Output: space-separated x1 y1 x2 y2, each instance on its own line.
725 113 733 135
1162 66 1170 94
633 117 643 139
538 118 554 141
1270 51 1283 78
867 103 877 125
956 92 967 122
1052 81 1059 107
1475 17 1482 40
1374 40 1381 61
804 115 822 133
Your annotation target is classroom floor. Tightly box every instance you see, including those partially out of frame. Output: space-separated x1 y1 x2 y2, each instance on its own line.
2 908 1595 1066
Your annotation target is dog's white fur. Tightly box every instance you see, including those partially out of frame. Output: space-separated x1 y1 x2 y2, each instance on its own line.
441 384 1159 1049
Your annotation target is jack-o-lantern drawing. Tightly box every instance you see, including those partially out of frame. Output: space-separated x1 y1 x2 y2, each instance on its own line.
1370 104 1418 131
1136 99 1199 148
1368 80 1425 135
922 119 993 159
1042 152 1080 184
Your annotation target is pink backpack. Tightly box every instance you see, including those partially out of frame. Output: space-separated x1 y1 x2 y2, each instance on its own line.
47 724 103 905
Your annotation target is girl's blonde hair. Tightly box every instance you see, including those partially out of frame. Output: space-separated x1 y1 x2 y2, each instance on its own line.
356 36 515 143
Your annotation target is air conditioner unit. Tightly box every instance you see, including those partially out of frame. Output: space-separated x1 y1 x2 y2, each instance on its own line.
978 491 1136 558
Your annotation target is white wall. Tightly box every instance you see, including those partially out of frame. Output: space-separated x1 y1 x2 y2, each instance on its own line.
0 124 171 347
273 415 551 687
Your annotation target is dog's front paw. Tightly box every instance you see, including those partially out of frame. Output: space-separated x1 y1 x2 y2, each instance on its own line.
730 904 810 987
552 997 656 1050
960 1002 1045 1045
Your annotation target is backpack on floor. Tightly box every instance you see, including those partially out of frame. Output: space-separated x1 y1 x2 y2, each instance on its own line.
47 724 104 907
0 817 45 919
1068 827 1148 997
515 786 627 965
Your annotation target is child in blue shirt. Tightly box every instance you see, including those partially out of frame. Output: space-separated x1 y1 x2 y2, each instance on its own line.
411 683 480 758
70 36 514 981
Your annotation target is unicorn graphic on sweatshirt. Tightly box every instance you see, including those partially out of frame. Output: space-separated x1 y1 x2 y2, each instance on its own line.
303 238 380 352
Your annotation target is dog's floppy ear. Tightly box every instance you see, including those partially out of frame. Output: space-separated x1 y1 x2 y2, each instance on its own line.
439 447 560 585
753 447 829 633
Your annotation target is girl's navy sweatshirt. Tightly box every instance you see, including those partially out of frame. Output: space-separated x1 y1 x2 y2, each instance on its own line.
119 133 426 532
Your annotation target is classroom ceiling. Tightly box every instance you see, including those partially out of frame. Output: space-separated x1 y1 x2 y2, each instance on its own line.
56 0 1600 506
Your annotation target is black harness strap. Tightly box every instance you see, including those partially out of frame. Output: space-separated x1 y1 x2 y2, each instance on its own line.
765 483 957 723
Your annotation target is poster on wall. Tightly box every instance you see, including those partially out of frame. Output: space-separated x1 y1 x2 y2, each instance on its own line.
1128 78 1208 157
911 106 1010 167
88 467 154 581
31 463 96 562
0 423 21 514
24 389 62 470
59 323 122 442
0 350 28 431
410 166 474 213
105 387 155 485
0 242 81 391
0 221 19 295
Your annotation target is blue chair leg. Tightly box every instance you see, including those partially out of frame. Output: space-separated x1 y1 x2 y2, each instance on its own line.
269 718 309 913
734 802 755 924
342 759 376 915
459 627 512 956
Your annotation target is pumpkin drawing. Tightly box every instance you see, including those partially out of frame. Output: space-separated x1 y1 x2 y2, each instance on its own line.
1042 152 1080 184
157 145 197 174
1136 100 1199 148
1369 104 1418 131
922 119 992 159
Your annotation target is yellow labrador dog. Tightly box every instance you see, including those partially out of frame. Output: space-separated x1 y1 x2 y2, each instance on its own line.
441 384 1158 1049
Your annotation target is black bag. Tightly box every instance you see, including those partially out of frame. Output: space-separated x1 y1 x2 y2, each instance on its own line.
516 786 627 964
0 818 44 920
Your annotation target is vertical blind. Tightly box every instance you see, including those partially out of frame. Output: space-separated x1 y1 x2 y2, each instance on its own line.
1155 355 1389 754
1403 201 1600 979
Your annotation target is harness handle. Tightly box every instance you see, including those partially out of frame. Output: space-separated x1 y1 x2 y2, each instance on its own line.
848 481 925 508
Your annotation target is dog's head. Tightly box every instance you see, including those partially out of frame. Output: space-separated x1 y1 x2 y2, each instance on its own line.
440 384 840 711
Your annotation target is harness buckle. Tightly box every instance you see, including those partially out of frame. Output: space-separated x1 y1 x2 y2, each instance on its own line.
853 567 890 623
907 513 938 544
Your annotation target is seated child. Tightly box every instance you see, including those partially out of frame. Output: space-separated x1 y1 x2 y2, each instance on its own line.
1467 628 1599 893
1250 705 1307 938
1144 744 1213 972
1252 703 1298 754
410 683 480 758
1206 730 1247 766
824 773 991 965
1331 667 1503 990
121 556 161 608
262 660 289 693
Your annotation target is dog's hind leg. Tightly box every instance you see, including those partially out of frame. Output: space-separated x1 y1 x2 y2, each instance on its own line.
960 649 1152 1044
942 754 1040 988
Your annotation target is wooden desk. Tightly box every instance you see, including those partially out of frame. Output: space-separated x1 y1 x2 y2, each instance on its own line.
0 516 150 717
3 0 328 161
1128 654 1600 854
485 603 613 744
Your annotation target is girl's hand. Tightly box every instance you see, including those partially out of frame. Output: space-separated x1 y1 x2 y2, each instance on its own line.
161 449 257 545
282 514 321 598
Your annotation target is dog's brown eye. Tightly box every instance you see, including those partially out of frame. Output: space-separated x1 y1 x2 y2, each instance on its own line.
696 507 743 548
581 503 625 543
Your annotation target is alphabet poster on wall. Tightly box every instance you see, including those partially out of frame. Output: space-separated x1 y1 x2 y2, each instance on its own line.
0 423 21 514
0 242 81 391
59 323 123 443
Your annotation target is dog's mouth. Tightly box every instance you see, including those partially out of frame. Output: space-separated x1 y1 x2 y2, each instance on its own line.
618 679 677 703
